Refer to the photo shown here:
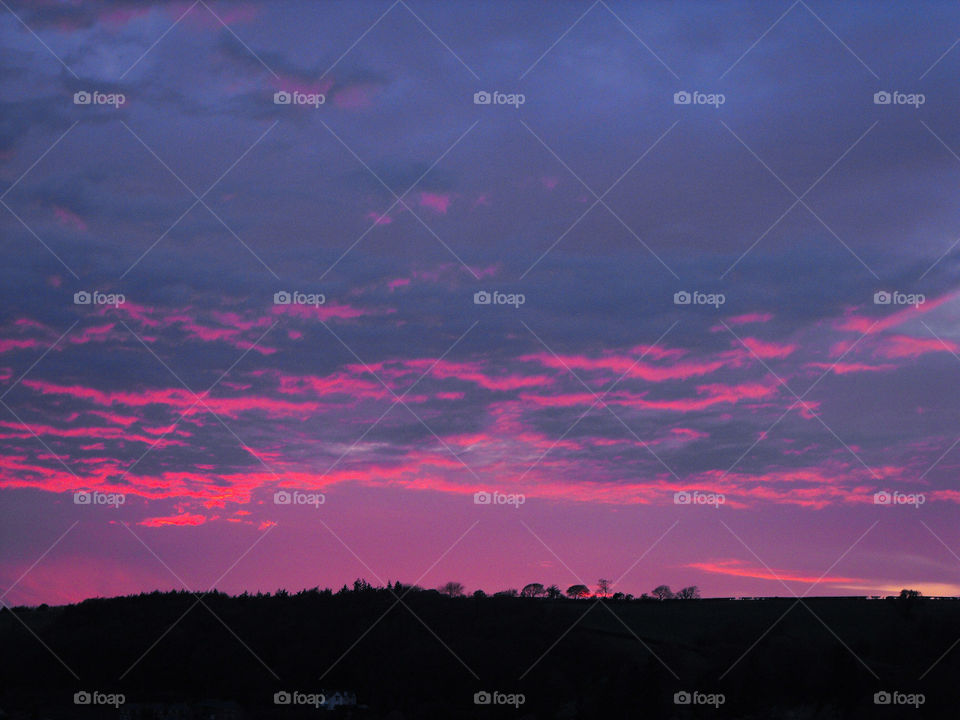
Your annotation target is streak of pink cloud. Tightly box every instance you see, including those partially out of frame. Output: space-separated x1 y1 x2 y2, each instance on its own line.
140 513 208 527
52 206 87 231
419 192 451 214
740 337 797 359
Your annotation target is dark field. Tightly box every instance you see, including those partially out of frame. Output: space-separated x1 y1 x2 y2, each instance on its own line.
1 589 955 718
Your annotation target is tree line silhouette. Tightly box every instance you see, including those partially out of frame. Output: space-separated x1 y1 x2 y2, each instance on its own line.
438 579 700 600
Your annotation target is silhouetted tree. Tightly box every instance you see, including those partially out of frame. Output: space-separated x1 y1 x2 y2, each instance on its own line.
546 584 563 599
521 582 546 598
652 585 674 600
596 578 611 597
472 589 486 599
567 584 590 599
676 586 700 599
611 592 625 601
899 588 922 599
438 581 465 597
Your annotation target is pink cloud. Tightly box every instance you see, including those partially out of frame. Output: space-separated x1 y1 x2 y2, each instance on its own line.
874 334 958 359
52 206 87 232
418 192 451 215
670 427 709 440
740 337 796 359
520 350 730 383
689 559 857 585
366 211 393 225
140 513 208 527
0 338 44 353
807 361 897 375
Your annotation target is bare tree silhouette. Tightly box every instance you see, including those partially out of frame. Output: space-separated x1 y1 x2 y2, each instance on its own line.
652 584 674 600
438 581 465 597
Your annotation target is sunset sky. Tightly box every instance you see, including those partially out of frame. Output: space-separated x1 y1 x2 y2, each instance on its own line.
3 0 960 605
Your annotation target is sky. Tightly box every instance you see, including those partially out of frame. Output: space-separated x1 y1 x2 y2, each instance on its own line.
2 0 960 606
